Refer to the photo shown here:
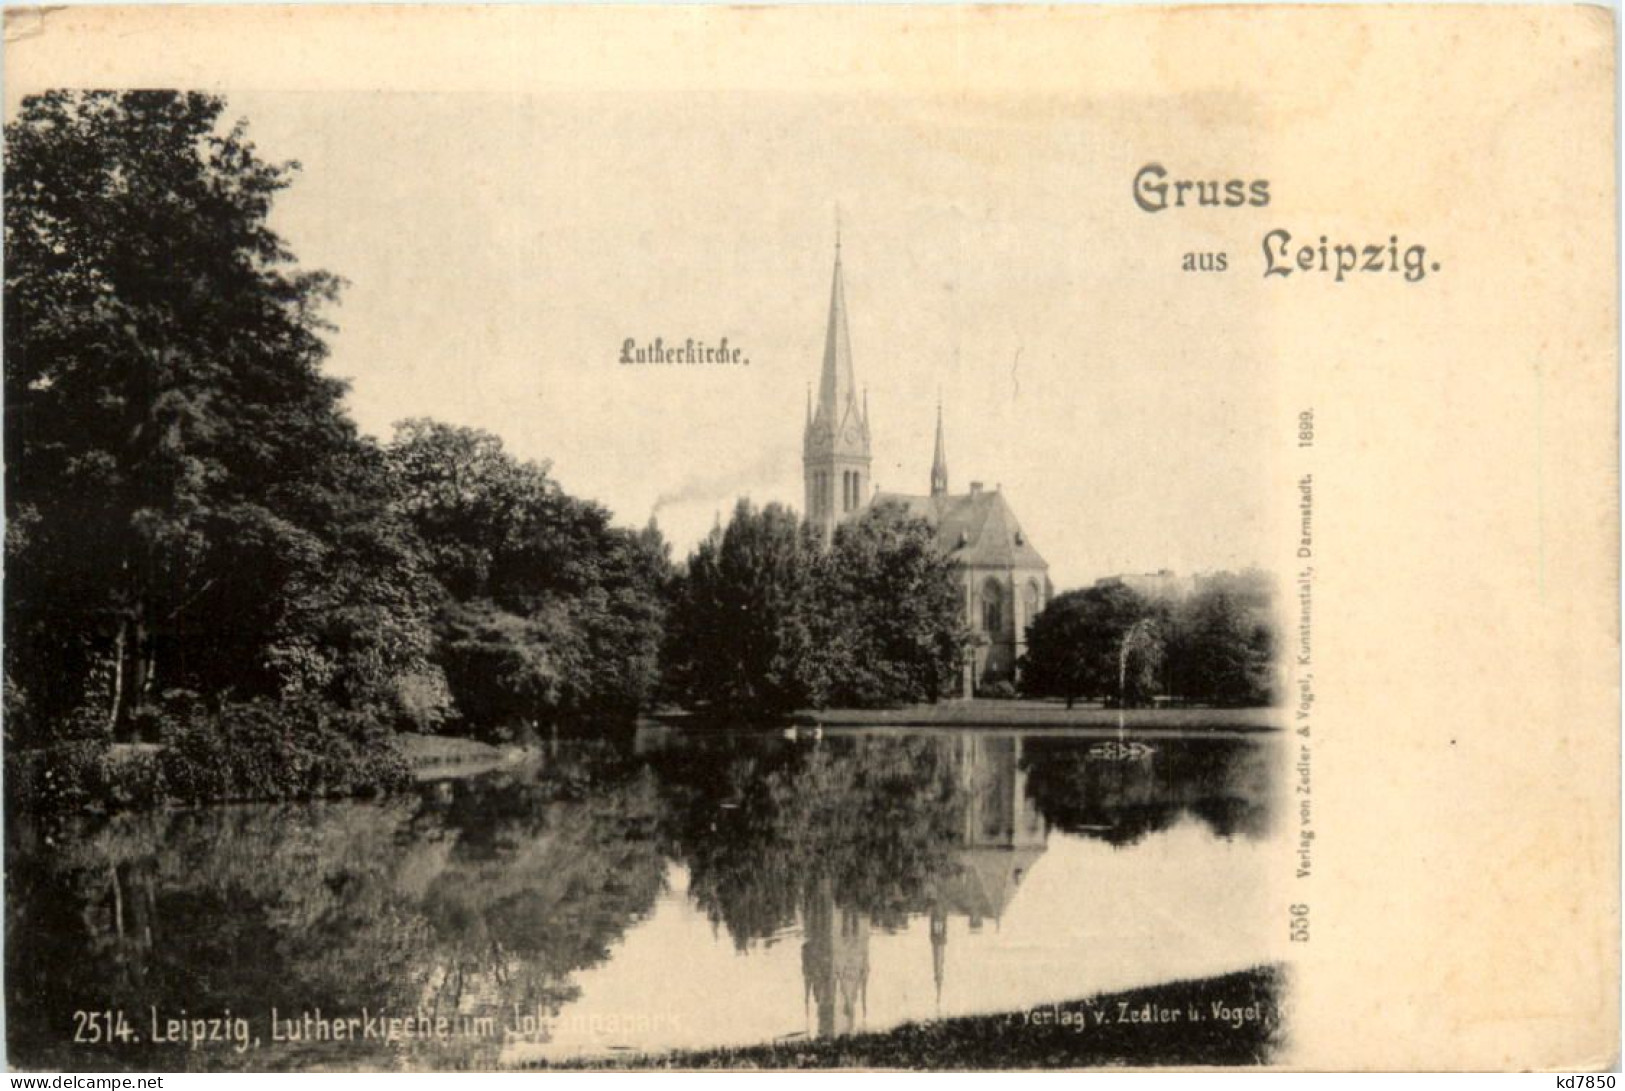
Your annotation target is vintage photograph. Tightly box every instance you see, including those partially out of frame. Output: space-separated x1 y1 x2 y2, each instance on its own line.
3 3 1616 1076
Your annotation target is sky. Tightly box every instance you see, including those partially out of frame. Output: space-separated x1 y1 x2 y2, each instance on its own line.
211 86 1276 591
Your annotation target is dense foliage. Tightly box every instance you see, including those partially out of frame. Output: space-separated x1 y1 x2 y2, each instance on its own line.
1021 582 1157 708
2 91 673 806
1021 571 1277 707
1165 571 1278 706
4 91 442 750
663 500 967 717
7 696 412 814
818 502 968 707
387 419 671 738
662 500 822 714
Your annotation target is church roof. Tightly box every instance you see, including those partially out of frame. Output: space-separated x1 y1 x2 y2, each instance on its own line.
871 487 1049 570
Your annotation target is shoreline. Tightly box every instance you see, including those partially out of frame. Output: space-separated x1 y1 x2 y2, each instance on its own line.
652 699 1282 733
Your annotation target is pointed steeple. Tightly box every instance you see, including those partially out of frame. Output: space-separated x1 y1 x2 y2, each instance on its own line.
803 228 873 544
931 399 949 496
816 246 859 431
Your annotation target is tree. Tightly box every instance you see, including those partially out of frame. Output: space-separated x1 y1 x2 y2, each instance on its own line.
663 500 967 715
662 499 821 716
1023 571 1278 710
4 91 436 740
1020 580 1153 707
387 420 670 733
1167 578 1276 706
816 501 967 707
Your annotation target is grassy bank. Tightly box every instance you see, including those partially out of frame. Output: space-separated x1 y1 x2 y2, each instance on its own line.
5 698 414 814
538 964 1285 1070
7 728 534 815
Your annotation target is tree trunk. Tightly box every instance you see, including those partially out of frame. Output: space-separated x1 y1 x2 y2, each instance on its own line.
108 619 127 736
110 864 125 939
111 610 150 741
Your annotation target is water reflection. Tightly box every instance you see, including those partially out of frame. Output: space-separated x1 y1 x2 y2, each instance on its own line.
795 736 1048 1037
7 728 1280 1069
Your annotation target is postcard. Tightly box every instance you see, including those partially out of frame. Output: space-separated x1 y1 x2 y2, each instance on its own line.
3 3 1617 1072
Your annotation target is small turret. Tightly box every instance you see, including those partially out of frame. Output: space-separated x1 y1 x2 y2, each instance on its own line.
931 400 949 497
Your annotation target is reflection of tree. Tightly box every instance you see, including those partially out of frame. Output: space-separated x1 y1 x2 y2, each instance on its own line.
670 736 968 950
1021 737 1275 846
407 756 668 1028
7 748 668 1071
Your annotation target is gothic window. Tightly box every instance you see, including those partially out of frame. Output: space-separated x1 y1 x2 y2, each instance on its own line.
982 578 1004 634
1025 579 1041 621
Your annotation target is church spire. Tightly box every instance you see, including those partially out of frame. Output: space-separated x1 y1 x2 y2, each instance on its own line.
803 229 872 544
931 398 949 496
816 243 858 430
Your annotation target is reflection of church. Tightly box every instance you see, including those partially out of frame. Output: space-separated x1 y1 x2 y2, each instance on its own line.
800 735 1047 1037
800 242 1050 693
801 876 871 1039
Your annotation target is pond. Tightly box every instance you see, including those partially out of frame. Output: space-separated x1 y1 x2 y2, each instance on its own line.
6 726 1285 1070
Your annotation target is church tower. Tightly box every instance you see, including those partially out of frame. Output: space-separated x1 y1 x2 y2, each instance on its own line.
803 238 871 543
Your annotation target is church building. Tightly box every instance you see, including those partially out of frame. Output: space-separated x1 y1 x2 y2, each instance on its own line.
801 242 1050 695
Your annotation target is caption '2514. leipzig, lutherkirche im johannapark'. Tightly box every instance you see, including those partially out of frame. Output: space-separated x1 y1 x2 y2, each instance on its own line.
4 91 1285 1074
